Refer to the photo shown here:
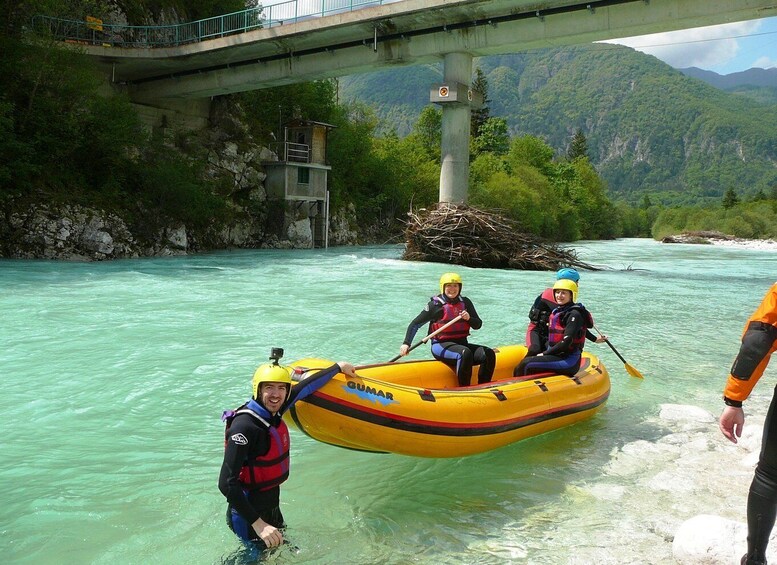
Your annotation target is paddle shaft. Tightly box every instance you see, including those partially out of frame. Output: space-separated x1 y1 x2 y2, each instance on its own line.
592 323 627 362
603 337 628 364
389 314 465 363
592 323 644 378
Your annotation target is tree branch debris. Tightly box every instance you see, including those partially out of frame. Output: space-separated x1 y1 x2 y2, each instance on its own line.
402 203 596 271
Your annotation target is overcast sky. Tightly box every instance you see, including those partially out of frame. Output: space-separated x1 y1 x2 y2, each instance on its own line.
605 16 777 74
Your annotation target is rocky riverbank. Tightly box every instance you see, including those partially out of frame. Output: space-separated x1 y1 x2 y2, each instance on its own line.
0 202 360 261
661 230 777 250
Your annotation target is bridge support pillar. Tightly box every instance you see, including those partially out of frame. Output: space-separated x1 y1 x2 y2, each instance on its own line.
438 52 472 204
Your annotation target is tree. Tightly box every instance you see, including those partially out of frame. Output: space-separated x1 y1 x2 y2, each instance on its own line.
567 127 588 160
470 67 491 137
507 135 555 175
722 187 740 209
472 117 509 156
409 105 441 161
640 194 652 209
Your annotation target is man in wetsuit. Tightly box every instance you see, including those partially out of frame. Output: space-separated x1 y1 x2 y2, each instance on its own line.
720 283 777 565
219 350 357 550
398 272 495 387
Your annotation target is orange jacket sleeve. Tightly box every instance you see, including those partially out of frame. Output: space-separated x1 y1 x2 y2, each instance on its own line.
723 282 777 402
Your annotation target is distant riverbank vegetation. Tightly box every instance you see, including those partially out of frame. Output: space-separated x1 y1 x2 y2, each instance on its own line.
651 194 777 240
3 0 776 248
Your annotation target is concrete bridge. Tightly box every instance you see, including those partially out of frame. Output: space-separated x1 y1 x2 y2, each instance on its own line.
75 0 777 203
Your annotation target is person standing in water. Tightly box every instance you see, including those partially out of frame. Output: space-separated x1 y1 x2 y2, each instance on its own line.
720 283 777 565
219 348 357 550
399 272 495 387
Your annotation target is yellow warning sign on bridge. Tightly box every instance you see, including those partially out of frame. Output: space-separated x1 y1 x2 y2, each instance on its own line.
86 16 103 32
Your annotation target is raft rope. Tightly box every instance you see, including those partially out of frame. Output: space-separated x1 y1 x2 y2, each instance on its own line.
293 366 590 399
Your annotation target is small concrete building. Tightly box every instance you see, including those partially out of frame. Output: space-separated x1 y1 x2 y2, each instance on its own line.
262 119 335 248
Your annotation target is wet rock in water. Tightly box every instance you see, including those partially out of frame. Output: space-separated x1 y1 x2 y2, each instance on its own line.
672 514 750 564
672 514 777 564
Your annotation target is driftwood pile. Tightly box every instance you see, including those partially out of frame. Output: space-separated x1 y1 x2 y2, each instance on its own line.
403 203 595 271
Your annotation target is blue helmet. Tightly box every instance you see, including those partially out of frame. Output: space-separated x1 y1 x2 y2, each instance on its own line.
556 267 580 282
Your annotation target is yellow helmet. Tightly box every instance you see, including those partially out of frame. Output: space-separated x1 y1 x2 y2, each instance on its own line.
251 363 292 400
553 278 578 303
439 272 462 294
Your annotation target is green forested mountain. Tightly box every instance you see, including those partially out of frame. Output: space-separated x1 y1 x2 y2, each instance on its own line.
679 67 777 105
339 44 777 206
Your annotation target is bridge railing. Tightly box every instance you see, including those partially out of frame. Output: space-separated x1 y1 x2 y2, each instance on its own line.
32 0 397 48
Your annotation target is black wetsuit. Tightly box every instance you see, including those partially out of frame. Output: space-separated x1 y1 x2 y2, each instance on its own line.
746 391 777 565
218 363 342 546
527 290 598 356
403 296 495 386
515 303 589 377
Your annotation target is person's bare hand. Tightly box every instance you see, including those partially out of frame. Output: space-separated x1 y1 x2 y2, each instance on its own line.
252 519 283 548
336 361 359 378
719 405 745 444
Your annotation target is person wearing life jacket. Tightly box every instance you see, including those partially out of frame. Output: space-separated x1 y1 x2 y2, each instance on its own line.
514 279 603 377
399 272 495 387
720 283 777 565
526 267 582 355
219 348 357 550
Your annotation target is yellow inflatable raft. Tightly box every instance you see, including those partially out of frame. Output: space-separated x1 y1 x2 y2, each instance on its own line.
285 345 610 458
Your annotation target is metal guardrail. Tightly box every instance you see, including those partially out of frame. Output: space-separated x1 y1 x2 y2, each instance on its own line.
31 0 397 48
270 142 311 163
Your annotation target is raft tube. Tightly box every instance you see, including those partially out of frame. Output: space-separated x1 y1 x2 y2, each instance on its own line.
285 344 610 458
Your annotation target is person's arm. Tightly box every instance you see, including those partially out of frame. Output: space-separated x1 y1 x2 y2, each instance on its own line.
528 294 545 322
463 297 482 330
723 283 777 402
286 361 357 407
585 329 607 343
719 283 777 443
218 417 264 524
543 310 585 356
402 300 441 346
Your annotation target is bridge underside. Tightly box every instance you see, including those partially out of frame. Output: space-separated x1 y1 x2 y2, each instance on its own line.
85 0 777 100
82 0 777 203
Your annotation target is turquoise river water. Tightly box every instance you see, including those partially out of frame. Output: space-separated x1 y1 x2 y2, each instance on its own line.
2 238 776 564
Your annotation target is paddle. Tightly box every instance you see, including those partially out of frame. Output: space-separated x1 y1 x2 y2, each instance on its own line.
389 314 464 363
592 323 644 379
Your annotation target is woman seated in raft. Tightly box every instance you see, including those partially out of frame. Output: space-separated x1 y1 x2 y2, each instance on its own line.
399 272 495 387
514 279 604 377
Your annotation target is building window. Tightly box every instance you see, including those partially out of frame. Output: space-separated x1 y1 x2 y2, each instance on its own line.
297 167 310 184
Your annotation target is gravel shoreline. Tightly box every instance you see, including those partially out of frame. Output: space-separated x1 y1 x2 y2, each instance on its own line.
661 231 777 250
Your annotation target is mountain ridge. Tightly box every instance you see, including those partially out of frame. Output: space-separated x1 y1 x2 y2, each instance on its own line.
339 45 777 205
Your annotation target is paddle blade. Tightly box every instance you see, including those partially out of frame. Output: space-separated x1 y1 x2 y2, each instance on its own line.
624 362 644 379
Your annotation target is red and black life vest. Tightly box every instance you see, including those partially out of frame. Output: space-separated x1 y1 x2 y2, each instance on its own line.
430 295 470 341
529 287 557 326
547 304 593 353
224 403 290 492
